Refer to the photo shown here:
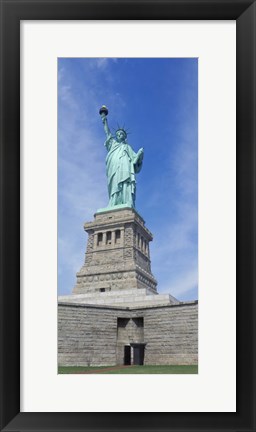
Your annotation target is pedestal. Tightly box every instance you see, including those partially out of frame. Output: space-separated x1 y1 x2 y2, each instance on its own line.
73 207 158 294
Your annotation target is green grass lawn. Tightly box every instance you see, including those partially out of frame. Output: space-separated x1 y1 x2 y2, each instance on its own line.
58 365 198 374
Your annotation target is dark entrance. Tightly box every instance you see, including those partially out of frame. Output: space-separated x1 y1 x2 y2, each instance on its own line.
124 345 131 365
132 343 145 365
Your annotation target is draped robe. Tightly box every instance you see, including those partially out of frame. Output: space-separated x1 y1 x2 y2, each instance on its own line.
105 135 143 208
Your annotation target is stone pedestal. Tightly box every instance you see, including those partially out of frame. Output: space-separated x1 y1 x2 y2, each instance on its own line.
73 207 158 295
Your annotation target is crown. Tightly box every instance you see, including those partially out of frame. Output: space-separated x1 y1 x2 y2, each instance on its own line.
115 124 129 138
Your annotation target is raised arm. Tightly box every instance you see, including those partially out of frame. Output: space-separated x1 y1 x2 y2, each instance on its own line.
102 115 112 139
99 105 112 139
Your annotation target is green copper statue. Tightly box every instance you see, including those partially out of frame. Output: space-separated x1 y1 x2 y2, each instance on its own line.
99 105 144 209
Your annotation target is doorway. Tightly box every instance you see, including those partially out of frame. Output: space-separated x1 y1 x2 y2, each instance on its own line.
124 345 131 365
132 343 145 365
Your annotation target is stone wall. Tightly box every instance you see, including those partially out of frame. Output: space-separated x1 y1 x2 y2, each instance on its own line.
58 304 120 366
58 302 198 366
143 303 198 365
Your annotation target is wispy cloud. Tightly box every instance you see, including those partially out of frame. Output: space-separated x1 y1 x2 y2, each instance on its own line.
58 60 129 295
151 205 198 299
149 92 198 300
160 267 198 298
89 58 118 70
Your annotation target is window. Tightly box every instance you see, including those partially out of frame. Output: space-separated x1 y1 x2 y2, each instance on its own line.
106 231 112 244
97 232 103 246
115 230 121 244
141 237 144 251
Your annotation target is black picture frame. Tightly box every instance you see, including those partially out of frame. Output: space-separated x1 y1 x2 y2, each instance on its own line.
0 1 255 431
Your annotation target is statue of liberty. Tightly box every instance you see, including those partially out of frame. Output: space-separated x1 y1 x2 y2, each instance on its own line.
99 106 144 209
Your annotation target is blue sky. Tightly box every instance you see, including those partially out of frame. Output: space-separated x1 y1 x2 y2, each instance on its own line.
58 58 198 301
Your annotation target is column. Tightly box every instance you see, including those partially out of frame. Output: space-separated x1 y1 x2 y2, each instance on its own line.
120 228 125 246
102 232 107 245
93 232 98 249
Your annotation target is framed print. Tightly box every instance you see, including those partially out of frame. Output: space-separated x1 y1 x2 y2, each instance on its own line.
1 1 256 431
21 21 235 413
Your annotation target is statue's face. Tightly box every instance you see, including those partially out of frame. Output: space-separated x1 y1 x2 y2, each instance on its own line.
116 130 126 143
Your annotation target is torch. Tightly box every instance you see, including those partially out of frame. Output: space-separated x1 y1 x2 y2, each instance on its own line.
99 105 108 119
